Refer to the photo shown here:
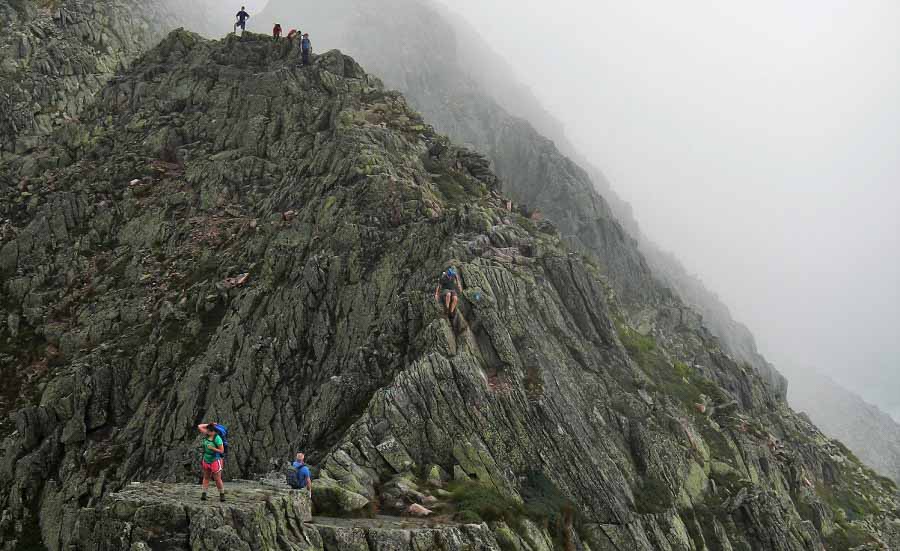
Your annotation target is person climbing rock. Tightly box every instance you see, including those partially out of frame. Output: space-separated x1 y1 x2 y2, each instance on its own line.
301 33 312 66
289 452 312 497
273 23 282 39
197 423 226 502
434 266 463 317
234 6 250 33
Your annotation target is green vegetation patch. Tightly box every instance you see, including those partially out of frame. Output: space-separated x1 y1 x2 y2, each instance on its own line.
824 521 874 550
434 173 485 205
815 482 880 521
449 473 580 546
633 477 674 514
617 324 726 412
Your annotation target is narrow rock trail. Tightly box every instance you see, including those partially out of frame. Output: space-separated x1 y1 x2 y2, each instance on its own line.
75 481 492 550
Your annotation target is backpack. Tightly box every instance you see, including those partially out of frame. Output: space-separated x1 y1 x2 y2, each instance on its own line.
211 423 229 459
286 469 302 489
287 462 309 489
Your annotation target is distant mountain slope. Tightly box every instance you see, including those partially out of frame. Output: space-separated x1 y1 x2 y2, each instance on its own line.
791 375 900 483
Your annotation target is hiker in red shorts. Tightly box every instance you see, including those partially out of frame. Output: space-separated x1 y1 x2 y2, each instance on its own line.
198 423 226 502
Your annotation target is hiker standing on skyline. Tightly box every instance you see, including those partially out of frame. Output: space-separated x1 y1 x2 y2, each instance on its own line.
234 6 250 34
198 423 226 502
301 33 312 65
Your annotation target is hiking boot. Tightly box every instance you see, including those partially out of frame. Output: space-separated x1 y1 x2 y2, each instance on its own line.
219 494 226 502
201 493 208 501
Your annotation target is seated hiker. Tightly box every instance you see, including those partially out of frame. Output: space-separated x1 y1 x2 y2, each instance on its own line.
301 33 312 65
273 23 282 39
197 423 226 502
234 6 250 33
289 452 312 496
433 266 463 316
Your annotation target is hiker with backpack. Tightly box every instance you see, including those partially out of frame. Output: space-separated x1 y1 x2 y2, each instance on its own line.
197 423 227 502
273 23 282 40
288 452 312 497
301 33 312 66
434 266 463 317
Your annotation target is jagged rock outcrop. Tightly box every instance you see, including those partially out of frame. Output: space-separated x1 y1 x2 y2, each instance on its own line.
0 0 225 161
1 23 899 551
0 0 173 158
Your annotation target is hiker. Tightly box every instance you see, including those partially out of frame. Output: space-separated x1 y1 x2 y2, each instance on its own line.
286 29 299 41
234 6 250 33
301 33 312 65
289 452 313 496
273 23 282 39
434 266 463 317
197 423 226 502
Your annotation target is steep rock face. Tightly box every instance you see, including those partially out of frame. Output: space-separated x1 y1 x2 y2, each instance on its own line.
643 245 789 396
0 0 174 158
256 0 789 398
1 30 898 551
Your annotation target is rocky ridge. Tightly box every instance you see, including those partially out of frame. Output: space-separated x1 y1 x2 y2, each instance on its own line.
0 19 898 551
0 0 179 159
258 0 789 398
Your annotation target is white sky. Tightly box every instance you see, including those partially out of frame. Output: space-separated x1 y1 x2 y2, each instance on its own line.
433 0 900 418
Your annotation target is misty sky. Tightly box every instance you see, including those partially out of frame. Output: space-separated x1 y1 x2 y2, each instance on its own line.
433 0 900 418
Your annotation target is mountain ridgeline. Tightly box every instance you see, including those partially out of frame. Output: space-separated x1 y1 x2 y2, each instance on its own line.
1 2 899 551
257 0 789 399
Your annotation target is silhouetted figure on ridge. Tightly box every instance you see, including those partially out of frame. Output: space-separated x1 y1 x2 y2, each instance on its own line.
301 33 312 65
234 6 250 34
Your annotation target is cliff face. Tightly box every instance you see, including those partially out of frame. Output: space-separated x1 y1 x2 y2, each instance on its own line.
0 0 232 163
0 0 174 159
1 22 899 551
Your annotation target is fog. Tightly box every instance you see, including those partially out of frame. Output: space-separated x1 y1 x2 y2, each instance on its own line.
428 0 900 419
215 1 899 419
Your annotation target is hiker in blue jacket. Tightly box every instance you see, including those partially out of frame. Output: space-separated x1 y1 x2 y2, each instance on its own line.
290 452 313 497
301 33 312 65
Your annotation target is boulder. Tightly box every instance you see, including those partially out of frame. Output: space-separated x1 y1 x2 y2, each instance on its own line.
312 479 370 515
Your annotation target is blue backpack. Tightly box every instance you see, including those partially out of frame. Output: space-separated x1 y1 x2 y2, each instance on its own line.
211 423 229 459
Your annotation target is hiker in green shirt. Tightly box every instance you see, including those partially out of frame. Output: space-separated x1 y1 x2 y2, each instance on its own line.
198 423 226 502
